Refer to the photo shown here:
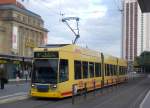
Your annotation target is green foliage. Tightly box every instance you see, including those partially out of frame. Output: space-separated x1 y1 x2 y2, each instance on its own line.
140 51 150 66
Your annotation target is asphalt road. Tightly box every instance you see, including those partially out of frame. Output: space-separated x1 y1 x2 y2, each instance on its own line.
0 76 150 108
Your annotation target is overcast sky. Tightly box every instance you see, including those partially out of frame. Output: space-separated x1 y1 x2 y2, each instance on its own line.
19 0 122 57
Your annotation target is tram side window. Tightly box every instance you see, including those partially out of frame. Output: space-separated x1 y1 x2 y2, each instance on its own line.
123 66 126 75
100 63 102 77
119 66 121 75
82 61 88 79
109 65 112 76
122 67 124 75
112 65 115 76
95 63 100 77
105 64 107 76
119 66 123 75
59 59 68 82
114 65 117 75
74 61 82 80
125 67 127 74
113 65 115 76
107 64 110 76
89 62 94 78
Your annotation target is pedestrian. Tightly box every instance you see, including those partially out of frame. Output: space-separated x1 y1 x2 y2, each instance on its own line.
0 64 5 89
16 73 20 86
24 68 28 82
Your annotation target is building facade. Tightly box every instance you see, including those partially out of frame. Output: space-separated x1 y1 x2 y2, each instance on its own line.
0 0 48 79
122 0 138 61
122 0 150 61
0 0 48 57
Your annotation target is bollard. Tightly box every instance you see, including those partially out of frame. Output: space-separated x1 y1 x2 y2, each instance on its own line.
84 83 87 100
93 80 96 96
107 80 108 86
116 79 118 89
72 84 77 104
101 80 103 94
112 79 114 90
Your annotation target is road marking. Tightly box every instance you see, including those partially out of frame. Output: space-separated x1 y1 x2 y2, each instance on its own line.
0 92 29 104
140 90 150 108
0 95 28 104
0 92 27 99
93 79 148 108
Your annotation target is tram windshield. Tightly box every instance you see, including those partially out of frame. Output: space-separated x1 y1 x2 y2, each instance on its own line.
32 59 58 84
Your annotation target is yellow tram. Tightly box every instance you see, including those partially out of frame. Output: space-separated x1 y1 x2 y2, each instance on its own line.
30 44 127 98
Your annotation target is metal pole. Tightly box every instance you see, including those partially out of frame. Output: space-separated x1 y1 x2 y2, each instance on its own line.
93 80 96 96
101 80 103 94
84 83 87 100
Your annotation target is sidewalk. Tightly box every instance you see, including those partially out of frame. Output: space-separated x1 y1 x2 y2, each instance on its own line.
8 78 31 84
140 90 150 108
0 81 30 104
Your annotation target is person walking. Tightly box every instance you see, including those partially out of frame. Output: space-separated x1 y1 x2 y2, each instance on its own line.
24 69 28 82
0 64 5 89
16 73 20 86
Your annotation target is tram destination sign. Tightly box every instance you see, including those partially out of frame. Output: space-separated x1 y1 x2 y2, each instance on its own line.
34 51 59 58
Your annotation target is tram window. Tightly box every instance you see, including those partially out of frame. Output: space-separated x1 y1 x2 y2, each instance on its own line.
114 65 117 75
119 66 123 75
74 61 82 80
100 63 102 77
119 66 120 75
122 67 124 75
82 61 88 79
110 65 113 76
109 65 111 76
111 65 114 76
112 65 115 76
89 62 94 78
115 65 118 75
109 64 111 76
59 59 68 82
95 63 100 77
105 64 107 76
119 66 121 75
116 65 118 75
112 65 114 76
123 67 124 74
126 67 127 74
107 64 110 76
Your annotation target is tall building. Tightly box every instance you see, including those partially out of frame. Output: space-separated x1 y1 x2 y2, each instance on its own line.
122 0 150 61
122 0 138 61
0 0 48 57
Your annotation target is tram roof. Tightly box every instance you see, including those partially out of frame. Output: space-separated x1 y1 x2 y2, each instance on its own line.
39 44 71 48
35 44 127 63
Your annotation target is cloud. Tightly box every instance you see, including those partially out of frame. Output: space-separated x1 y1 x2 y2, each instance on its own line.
19 0 122 57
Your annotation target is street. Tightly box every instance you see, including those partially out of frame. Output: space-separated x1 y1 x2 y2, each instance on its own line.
0 76 150 108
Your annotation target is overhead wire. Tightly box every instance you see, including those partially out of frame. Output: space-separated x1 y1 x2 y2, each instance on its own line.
113 0 123 11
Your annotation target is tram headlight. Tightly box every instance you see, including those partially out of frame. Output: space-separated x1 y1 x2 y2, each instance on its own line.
31 84 36 88
53 85 57 88
50 84 57 88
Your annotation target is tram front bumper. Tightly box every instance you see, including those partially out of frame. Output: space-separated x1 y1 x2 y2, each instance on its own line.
30 91 62 98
